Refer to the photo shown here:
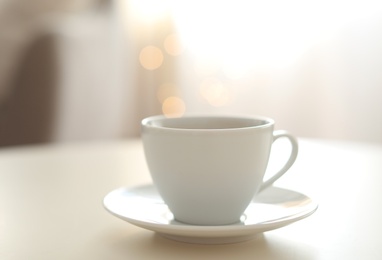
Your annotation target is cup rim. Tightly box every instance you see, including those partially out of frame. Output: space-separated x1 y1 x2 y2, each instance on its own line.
141 114 274 132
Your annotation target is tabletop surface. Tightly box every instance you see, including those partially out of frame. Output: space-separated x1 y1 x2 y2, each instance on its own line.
1 138 382 260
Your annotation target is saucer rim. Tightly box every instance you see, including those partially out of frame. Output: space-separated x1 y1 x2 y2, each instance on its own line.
103 184 318 238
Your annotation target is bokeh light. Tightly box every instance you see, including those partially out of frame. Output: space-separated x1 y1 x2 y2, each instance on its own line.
162 96 186 117
199 78 233 107
164 33 185 56
139 46 164 70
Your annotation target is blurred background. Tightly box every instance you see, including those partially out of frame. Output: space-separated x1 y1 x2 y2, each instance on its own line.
0 0 382 146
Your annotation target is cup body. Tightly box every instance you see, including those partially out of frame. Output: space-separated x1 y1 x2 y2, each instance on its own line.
142 115 283 225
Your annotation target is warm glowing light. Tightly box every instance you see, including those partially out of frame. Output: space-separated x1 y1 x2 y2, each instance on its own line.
172 1 304 71
121 0 382 80
139 46 164 70
127 0 173 23
157 83 179 103
199 78 233 107
171 0 382 73
162 96 186 117
164 34 185 56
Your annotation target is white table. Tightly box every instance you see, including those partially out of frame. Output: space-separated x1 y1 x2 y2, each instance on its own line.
1 138 382 259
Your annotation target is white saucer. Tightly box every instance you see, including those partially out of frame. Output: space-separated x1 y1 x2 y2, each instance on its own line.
103 184 318 244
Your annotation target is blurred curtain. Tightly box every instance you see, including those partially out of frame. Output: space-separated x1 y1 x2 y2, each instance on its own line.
0 33 57 146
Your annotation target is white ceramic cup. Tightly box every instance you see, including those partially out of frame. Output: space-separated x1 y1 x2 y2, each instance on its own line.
141 115 298 225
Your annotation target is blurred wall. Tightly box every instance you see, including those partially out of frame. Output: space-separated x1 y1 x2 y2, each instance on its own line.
1 0 381 146
0 0 133 146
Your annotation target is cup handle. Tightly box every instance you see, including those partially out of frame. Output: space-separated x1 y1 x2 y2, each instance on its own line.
259 130 298 192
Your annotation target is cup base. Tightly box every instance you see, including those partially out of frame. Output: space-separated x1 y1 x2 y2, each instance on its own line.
159 233 261 244
172 215 244 226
